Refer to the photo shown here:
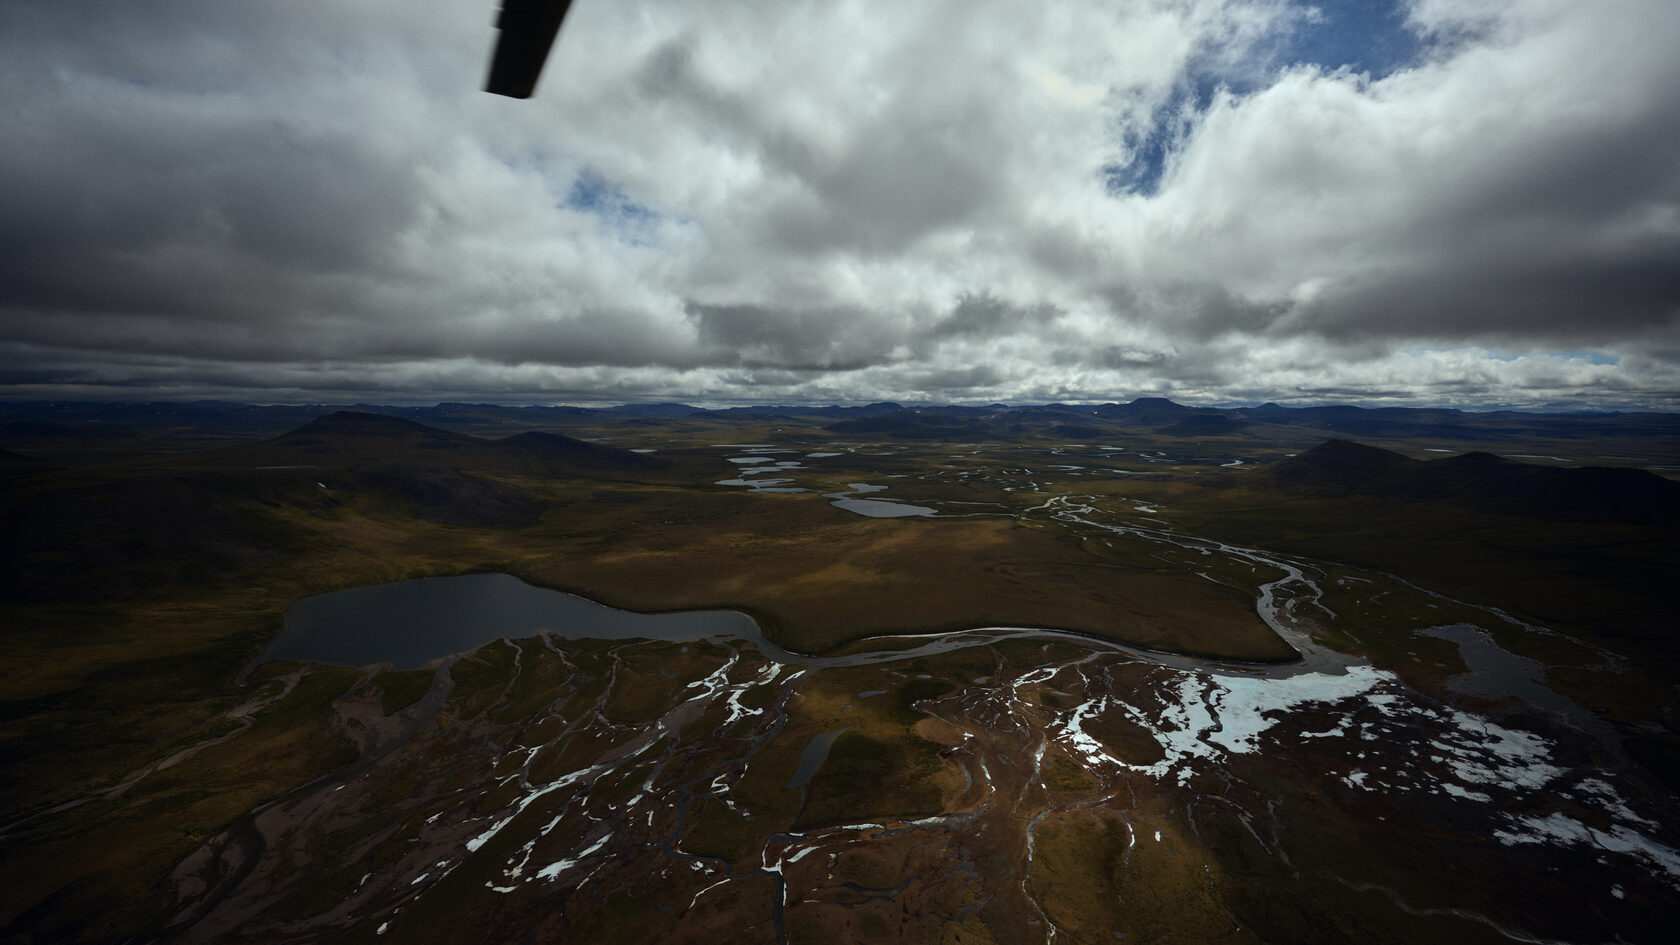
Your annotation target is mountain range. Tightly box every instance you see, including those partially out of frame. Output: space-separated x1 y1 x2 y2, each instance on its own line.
4 397 1679 442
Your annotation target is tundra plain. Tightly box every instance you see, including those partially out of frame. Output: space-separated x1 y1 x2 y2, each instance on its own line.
3 400 1678 944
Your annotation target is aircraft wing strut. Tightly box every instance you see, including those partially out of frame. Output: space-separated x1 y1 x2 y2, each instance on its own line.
485 0 575 98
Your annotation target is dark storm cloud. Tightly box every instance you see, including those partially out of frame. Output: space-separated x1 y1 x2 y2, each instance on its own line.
0 124 420 312
686 302 906 371
0 0 434 368
903 363 1007 392
1072 345 1171 370
1295 247 1680 343
930 294 1061 340
1268 29 1680 345
1096 282 1292 341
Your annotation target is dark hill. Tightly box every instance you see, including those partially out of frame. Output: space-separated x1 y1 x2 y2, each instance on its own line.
276 410 475 442
1235 403 1478 439
227 412 665 476
0 472 317 602
251 411 478 460
489 431 667 473
1264 439 1418 494
1 414 674 601
1091 398 1209 426
291 411 444 434
353 462 537 526
1048 424 1103 439
604 402 703 418
203 412 666 531
1264 440 1680 526
1155 415 1248 437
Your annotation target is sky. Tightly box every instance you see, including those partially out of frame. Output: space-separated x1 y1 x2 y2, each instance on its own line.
2 0 1677 409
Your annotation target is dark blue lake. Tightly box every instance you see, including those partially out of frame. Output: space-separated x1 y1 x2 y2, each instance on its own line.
263 572 760 669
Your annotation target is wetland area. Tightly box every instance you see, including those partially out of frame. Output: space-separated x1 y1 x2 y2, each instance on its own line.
3 401 1679 944
192 530 1678 945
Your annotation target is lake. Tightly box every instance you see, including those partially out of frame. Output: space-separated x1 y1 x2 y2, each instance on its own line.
824 482 937 518
262 572 760 670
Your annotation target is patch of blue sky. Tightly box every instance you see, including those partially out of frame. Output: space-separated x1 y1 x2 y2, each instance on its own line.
1104 76 1224 197
1482 350 1623 365
562 169 666 246
1279 0 1426 80
1106 1 1428 197
1548 350 1621 365
1400 347 1620 366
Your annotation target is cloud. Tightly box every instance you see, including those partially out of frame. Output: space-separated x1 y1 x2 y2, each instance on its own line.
0 0 1675 407
687 301 907 370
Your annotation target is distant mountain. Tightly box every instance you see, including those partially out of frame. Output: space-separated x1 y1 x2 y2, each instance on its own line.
853 401 907 415
825 406 1000 439
231 411 665 475
603 402 704 418
1236 404 1488 439
817 399 1251 440
1263 440 1680 526
279 410 477 443
3 399 1678 445
0 401 328 435
1235 403 1680 440
711 402 905 419
1091 397 1211 426
211 411 666 528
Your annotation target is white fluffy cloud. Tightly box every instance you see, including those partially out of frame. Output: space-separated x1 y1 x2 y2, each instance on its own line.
1 0 1675 407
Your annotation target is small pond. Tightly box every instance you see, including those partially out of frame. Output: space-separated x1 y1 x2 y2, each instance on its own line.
829 497 937 518
824 482 937 518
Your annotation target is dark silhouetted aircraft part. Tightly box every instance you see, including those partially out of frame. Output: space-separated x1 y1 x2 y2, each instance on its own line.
485 0 575 98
